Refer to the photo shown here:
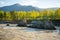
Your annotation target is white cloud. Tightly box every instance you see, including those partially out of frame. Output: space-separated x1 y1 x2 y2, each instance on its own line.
18 0 60 8
0 0 60 8
18 0 37 6
0 1 4 4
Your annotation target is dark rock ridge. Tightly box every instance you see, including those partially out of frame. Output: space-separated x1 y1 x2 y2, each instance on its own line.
17 20 56 30
52 20 60 26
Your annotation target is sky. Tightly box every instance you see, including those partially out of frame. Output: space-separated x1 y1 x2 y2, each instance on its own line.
0 0 60 8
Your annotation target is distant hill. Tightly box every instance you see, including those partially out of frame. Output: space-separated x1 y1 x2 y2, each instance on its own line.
0 3 41 11
0 3 59 12
47 8 59 10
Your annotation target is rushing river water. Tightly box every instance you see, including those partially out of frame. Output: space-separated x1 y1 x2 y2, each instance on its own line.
3 26 59 33
0 23 60 35
0 26 60 40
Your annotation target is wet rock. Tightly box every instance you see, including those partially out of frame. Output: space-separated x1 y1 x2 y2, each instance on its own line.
6 23 10 26
17 21 27 27
27 21 56 30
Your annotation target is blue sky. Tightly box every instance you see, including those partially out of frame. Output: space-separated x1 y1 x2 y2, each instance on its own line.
0 0 60 8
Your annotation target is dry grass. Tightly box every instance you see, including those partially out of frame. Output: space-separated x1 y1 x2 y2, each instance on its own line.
0 27 60 40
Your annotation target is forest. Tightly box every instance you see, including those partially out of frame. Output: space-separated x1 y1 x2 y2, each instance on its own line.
0 8 60 21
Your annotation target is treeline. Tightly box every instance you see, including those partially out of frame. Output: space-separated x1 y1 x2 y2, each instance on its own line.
0 8 60 21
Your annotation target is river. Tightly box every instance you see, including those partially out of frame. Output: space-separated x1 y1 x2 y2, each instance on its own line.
0 26 60 40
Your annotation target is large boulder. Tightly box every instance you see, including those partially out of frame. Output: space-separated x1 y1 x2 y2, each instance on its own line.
52 20 60 26
43 21 56 30
6 23 10 26
27 21 56 30
30 21 44 29
17 21 27 27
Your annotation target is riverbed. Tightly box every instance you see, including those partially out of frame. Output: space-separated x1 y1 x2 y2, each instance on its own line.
0 26 60 40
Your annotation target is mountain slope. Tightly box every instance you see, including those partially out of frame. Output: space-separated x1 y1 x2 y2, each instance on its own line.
0 4 40 11
0 3 59 12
